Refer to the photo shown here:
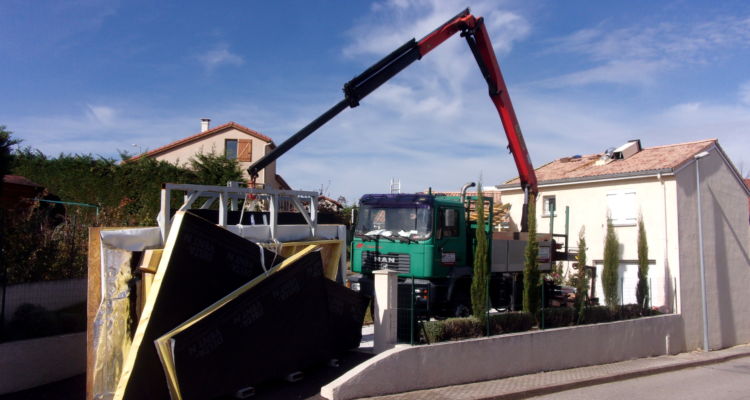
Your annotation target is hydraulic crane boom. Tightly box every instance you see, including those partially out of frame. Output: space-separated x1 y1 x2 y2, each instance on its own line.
247 8 538 230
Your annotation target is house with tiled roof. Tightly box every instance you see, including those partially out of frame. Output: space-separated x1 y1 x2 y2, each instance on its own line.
498 138 750 351
129 119 290 189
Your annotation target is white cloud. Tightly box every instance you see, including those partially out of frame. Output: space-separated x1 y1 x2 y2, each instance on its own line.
740 81 750 106
545 16 750 87
537 60 666 88
86 104 117 125
196 43 244 71
343 0 530 60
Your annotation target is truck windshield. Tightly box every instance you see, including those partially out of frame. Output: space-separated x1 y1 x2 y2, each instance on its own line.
355 206 431 240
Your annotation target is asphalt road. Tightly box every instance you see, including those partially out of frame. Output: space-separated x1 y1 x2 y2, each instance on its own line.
528 356 750 400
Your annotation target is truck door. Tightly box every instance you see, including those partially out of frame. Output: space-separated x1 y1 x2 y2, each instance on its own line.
435 207 464 270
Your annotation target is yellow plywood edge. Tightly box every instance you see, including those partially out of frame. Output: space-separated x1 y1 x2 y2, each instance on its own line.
137 249 163 315
113 214 187 400
261 239 342 281
155 243 320 400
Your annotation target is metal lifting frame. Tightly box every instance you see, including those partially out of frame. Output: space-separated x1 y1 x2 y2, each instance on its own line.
158 182 320 243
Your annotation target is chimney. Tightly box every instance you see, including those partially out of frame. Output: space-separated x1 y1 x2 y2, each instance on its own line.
200 118 211 132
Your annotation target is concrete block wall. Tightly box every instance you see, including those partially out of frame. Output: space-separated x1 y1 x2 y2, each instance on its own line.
0 332 86 394
322 314 685 400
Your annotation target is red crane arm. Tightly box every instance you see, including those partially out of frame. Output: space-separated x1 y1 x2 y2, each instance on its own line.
417 11 538 196
247 8 537 229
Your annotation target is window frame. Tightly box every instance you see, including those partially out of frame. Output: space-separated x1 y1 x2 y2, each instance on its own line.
436 207 460 239
224 139 238 160
542 195 557 218
606 189 638 227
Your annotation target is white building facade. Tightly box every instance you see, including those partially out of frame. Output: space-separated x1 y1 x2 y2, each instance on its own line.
498 139 750 350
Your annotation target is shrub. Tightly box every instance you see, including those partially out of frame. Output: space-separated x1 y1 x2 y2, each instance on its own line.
618 304 645 320
538 307 576 328
471 184 489 318
523 196 540 316
636 218 650 311
574 226 589 320
579 306 614 325
489 312 535 334
421 320 447 343
602 219 620 308
443 317 484 340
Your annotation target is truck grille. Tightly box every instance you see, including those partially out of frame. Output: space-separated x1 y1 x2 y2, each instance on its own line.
362 251 410 274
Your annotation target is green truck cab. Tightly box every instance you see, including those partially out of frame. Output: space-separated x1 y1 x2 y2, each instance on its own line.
348 193 501 317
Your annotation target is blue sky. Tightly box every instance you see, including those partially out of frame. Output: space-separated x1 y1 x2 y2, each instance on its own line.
2 0 750 203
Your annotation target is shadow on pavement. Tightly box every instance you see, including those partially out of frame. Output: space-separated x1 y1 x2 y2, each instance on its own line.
0 350 373 400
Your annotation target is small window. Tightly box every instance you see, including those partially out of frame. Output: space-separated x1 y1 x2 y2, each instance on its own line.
440 208 459 238
606 190 637 226
542 195 556 217
225 139 238 160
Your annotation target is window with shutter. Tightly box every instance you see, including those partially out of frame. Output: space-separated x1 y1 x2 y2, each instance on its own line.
606 189 637 226
238 139 252 162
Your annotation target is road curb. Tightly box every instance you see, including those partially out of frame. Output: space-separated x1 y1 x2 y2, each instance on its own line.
476 350 750 400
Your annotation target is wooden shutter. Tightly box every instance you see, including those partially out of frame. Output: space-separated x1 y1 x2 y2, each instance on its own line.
237 139 253 162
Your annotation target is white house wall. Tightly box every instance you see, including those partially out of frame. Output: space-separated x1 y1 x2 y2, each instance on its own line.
151 127 277 186
675 150 750 350
501 175 681 311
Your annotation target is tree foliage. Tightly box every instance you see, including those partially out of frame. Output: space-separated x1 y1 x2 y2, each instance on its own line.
189 152 243 186
602 219 620 308
0 125 19 180
9 149 242 226
3 145 245 283
523 195 540 316
574 226 589 319
471 184 489 319
636 217 649 311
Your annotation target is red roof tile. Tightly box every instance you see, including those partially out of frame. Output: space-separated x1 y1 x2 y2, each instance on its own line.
505 139 716 185
129 121 274 161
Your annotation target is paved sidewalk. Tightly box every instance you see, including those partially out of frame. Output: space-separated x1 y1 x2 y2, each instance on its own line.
361 344 750 400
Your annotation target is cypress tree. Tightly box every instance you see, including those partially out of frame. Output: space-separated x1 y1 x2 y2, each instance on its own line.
602 218 620 309
523 195 540 315
471 184 489 318
575 226 589 318
636 217 649 312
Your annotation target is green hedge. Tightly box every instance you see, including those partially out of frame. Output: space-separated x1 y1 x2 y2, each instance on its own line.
3 149 244 283
421 306 662 343
422 312 535 343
